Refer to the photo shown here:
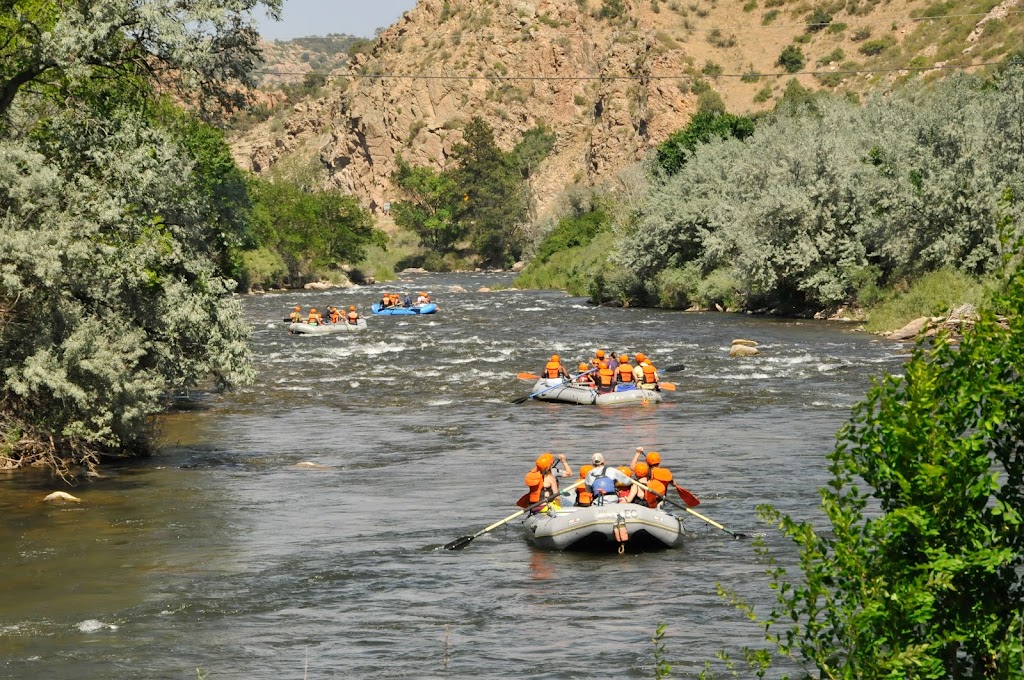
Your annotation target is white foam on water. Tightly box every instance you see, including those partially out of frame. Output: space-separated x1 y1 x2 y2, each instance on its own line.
77 619 117 633
426 399 455 406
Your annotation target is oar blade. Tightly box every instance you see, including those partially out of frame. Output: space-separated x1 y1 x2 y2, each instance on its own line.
511 395 532 404
661 364 686 373
659 382 677 391
517 372 540 380
444 535 474 550
675 484 700 507
515 493 532 508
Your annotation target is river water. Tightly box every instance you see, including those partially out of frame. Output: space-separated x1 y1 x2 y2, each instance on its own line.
1 273 907 679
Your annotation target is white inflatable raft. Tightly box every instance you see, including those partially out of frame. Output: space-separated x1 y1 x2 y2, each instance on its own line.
523 502 684 551
528 378 663 405
288 319 368 335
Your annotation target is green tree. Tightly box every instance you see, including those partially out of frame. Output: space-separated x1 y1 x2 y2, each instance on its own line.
247 178 382 283
0 0 280 120
707 270 1024 678
655 110 755 175
450 117 528 267
512 123 556 179
391 156 464 252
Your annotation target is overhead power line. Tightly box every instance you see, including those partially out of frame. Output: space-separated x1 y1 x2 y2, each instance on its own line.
257 59 1013 81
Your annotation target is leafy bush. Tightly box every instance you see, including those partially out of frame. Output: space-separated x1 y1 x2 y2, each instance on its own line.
858 37 896 56
805 7 832 32
777 45 806 73
535 209 611 263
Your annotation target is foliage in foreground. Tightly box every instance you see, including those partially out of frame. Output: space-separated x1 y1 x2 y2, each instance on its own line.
0 0 279 472
705 270 1024 678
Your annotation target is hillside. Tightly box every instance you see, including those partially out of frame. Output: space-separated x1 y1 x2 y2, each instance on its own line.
232 0 1024 219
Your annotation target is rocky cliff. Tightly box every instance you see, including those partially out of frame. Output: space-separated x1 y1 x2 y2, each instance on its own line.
231 0 1023 219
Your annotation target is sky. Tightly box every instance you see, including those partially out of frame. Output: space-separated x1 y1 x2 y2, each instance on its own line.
256 0 419 40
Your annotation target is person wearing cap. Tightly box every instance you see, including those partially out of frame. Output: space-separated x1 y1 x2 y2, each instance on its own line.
416 291 431 305
346 305 360 324
307 307 323 325
542 354 571 380
589 349 606 370
289 306 302 323
327 306 341 324
379 292 392 309
584 452 634 505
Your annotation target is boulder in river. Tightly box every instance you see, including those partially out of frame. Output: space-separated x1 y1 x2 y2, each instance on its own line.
43 491 81 503
731 338 759 347
729 344 760 357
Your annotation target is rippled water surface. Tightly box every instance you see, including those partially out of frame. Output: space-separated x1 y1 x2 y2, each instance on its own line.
1 273 907 678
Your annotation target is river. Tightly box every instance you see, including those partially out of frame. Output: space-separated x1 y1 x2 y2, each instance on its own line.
1 273 907 679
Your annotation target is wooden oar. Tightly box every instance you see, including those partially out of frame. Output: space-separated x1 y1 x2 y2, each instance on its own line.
444 479 586 550
517 372 540 380
630 479 746 539
511 368 596 404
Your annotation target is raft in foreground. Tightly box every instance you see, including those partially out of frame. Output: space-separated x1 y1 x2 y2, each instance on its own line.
529 378 663 405
288 319 368 334
523 503 684 552
371 303 438 315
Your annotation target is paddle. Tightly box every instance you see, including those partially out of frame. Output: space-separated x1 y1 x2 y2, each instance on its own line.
444 479 586 550
517 372 540 380
658 382 677 391
660 363 686 373
674 483 700 507
511 368 596 404
630 478 746 539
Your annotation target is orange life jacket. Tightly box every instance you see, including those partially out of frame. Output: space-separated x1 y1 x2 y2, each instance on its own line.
617 364 634 383
525 469 543 504
642 363 658 383
347 311 359 324
290 312 301 322
307 313 321 325
330 310 341 323
576 373 595 387
651 466 673 486
545 361 561 379
598 368 615 387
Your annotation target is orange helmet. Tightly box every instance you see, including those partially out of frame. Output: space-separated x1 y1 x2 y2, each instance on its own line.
579 464 594 478
596 350 605 358
535 453 555 471
619 354 629 363
578 363 589 372
349 305 356 311
310 308 317 313
646 451 661 465
635 352 646 363
551 355 559 362
634 462 649 477
294 306 300 310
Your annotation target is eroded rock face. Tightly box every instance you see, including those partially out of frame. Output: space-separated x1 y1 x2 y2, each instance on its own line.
233 0 701 218
43 491 81 503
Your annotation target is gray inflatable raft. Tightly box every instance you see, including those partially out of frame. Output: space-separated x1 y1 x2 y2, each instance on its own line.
529 378 662 405
288 319 367 334
523 502 684 551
